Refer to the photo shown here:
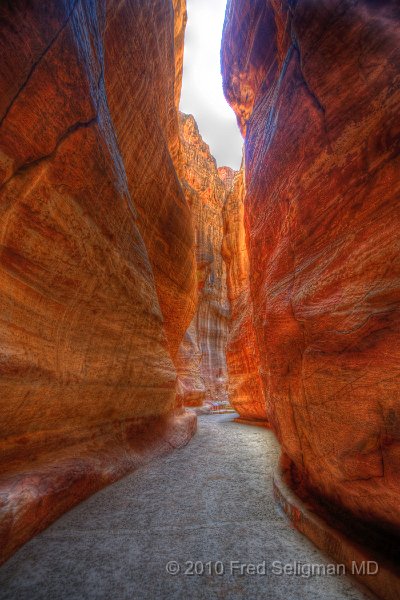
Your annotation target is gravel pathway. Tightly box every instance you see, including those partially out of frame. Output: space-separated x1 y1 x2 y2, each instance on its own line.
0 415 374 600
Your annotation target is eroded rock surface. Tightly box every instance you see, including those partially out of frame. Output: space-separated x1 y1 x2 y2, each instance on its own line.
222 0 400 536
221 167 267 421
0 0 196 563
177 114 230 405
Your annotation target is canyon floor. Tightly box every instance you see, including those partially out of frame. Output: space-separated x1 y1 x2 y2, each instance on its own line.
0 416 374 600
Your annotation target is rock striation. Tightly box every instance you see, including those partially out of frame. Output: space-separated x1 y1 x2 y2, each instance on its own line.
222 0 400 542
0 0 196 563
221 167 267 421
177 113 230 405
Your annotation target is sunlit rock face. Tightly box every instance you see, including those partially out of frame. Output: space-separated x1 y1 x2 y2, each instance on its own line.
222 0 400 535
177 113 229 405
0 0 196 562
221 167 267 421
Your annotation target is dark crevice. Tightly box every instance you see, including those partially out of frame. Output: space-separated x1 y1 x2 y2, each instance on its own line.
291 42 333 149
293 45 326 115
0 0 79 128
0 58 105 194
0 114 98 193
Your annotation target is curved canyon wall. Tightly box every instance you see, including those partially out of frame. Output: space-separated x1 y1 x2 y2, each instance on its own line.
0 0 196 563
177 113 229 405
222 0 400 538
221 167 267 421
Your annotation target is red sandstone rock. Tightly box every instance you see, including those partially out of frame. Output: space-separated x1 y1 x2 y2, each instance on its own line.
221 167 267 420
176 319 206 407
104 0 196 359
222 0 400 536
177 113 229 405
0 0 196 563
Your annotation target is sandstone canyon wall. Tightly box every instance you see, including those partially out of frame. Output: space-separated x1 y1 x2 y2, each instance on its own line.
222 0 400 542
221 167 267 421
0 0 197 563
177 113 229 406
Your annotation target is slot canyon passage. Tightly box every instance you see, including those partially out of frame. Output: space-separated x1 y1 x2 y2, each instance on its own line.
0 0 399 599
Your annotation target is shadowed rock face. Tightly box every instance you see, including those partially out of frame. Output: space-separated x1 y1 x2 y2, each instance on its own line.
104 0 196 360
222 0 400 535
177 113 229 405
221 167 267 421
0 0 196 563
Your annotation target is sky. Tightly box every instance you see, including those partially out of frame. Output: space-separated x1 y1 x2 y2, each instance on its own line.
180 0 243 170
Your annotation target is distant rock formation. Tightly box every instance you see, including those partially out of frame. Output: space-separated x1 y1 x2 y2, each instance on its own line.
177 113 229 405
221 167 267 421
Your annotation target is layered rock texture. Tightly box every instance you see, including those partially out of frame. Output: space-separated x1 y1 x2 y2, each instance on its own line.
221 167 267 421
222 0 400 543
177 113 229 405
0 0 197 563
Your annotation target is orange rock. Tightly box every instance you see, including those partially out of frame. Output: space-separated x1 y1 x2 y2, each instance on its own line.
0 0 196 563
222 0 400 536
176 319 206 407
221 167 267 421
104 0 197 359
177 114 229 405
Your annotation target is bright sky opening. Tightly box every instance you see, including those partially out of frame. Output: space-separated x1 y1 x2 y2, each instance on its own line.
180 0 243 170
